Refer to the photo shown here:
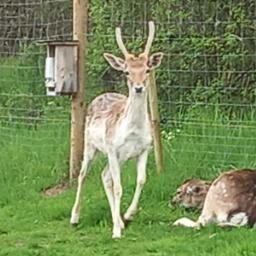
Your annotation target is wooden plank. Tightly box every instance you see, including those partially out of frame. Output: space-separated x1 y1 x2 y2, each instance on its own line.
55 46 78 94
37 40 79 46
148 70 164 174
69 0 87 179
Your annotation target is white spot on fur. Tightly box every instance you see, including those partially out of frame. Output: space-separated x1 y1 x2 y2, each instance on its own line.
186 187 193 194
220 182 226 190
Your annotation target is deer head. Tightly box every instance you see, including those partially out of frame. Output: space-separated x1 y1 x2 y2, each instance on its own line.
104 21 163 95
171 179 212 209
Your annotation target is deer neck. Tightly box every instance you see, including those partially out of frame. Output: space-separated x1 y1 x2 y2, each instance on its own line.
124 87 149 128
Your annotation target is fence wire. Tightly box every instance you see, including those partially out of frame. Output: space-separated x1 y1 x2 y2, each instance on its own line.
0 0 72 156
86 0 256 174
1 0 256 176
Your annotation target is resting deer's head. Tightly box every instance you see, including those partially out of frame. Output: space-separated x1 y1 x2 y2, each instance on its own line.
104 21 163 95
171 179 212 209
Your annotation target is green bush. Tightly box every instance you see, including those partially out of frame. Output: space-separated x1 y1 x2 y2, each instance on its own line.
87 0 256 125
1 0 256 129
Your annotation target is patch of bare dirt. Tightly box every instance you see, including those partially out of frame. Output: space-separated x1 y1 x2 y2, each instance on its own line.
41 182 71 197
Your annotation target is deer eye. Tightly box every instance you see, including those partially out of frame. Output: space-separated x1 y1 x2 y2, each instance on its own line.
124 71 129 76
146 69 150 74
193 186 201 193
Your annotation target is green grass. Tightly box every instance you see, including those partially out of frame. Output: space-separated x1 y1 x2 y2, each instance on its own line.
1 109 256 255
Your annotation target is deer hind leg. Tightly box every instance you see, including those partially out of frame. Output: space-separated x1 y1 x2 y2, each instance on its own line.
70 143 96 224
217 212 248 227
107 150 123 238
101 165 124 230
124 150 148 221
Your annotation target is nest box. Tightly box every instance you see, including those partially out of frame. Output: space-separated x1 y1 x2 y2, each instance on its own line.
42 41 79 96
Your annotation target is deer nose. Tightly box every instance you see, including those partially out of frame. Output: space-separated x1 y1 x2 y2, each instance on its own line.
134 85 143 93
135 87 142 93
171 197 177 205
169 197 177 207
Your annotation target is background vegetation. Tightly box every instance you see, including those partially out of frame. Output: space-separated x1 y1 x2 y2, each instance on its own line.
0 0 256 255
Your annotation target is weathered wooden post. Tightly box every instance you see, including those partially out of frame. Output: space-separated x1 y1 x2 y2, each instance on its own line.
69 0 88 179
148 70 164 174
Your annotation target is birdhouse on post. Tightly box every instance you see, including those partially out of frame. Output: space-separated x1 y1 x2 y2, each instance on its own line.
42 41 79 96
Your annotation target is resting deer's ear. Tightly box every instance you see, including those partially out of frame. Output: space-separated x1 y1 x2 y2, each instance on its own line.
147 52 163 69
204 181 212 186
104 53 125 71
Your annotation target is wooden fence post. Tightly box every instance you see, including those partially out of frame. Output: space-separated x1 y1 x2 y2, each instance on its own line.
69 0 88 179
148 70 164 174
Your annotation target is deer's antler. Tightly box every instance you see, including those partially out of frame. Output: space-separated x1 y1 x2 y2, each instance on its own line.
115 27 129 58
143 21 155 55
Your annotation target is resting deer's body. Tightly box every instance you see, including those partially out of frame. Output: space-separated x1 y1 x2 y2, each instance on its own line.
173 169 256 228
70 22 163 238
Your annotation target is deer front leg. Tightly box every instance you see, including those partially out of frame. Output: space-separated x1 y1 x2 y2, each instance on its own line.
70 144 96 224
101 165 125 230
173 210 215 228
107 150 123 238
173 217 200 228
124 150 148 221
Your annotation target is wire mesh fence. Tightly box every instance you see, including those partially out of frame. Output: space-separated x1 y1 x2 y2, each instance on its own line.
0 0 72 159
86 0 256 176
1 0 256 178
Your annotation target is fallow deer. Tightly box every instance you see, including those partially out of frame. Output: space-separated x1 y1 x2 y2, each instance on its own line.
70 21 163 238
173 169 256 228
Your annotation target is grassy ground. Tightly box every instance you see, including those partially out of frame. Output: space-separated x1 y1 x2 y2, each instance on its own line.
1 109 256 256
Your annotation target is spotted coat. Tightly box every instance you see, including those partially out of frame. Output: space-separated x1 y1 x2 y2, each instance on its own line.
173 169 256 228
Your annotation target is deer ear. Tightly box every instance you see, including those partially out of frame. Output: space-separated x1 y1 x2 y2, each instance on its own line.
147 52 163 69
104 53 125 71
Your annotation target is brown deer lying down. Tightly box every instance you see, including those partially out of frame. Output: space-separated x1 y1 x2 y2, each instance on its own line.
172 169 256 228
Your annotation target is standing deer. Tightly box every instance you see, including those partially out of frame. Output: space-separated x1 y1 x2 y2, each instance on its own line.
70 21 163 238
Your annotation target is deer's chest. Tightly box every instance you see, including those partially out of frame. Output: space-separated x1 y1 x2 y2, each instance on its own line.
116 126 152 161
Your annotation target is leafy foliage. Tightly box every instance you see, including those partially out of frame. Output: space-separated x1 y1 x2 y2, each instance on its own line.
1 0 256 128
87 0 256 125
